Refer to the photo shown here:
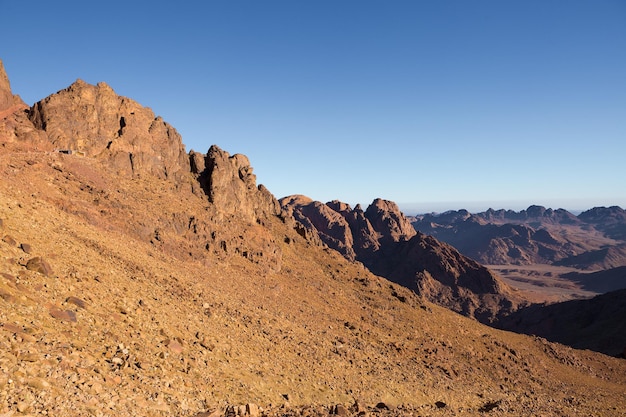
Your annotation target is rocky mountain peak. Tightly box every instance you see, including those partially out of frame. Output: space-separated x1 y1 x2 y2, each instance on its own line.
0 59 12 111
200 145 281 223
281 195 521 322
28 79 189 182
364 198 417 243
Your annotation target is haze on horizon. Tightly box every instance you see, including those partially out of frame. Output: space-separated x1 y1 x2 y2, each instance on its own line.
1 1 625 212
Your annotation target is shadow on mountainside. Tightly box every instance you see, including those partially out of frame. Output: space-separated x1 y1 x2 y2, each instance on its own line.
495 289 626 357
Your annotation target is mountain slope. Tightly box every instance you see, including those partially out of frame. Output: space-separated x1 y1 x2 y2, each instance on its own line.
282 197 524 323
496 289 626 357
1 60 626 417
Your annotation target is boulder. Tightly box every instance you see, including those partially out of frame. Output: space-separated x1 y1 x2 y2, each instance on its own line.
25 257 53 276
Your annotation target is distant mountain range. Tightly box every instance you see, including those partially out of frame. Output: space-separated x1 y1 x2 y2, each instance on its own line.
411 205 626 271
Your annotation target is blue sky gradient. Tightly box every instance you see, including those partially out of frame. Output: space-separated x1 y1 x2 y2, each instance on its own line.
2 1 625 213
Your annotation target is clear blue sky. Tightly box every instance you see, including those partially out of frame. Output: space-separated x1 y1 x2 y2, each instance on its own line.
2 1 625 213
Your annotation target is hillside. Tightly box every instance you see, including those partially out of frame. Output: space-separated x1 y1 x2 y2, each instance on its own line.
1 59 626 416
496 289 626 357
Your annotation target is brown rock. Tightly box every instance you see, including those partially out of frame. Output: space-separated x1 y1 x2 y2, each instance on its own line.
2 235 17 246
49 307 77 322
364 198 416 244
167 338 183 354
2 322 24 334
66 296 87 309
20 242 32 254
283 195 522 323
200 145 281 222
246 403 260 417
332 404 349 416
281 196 356 260
25 257 53 276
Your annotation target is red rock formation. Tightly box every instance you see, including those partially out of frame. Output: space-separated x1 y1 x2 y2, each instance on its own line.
28 80 188 181
282 195 523 322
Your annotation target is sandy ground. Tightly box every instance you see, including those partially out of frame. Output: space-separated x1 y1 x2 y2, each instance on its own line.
488 264 600 304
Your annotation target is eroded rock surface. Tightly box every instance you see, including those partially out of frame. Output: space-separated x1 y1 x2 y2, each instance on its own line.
29 79 189 181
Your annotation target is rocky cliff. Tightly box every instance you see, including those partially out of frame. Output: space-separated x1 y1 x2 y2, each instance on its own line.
1 60 283 271
281 196 523 322
0 60 13 112
0 60 48 148
28 79 189 182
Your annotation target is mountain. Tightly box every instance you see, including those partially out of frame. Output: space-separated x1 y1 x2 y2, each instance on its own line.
1 59 626 416
496 289 626 357
412 206 626 271
578 206 626 241
281 197 525 323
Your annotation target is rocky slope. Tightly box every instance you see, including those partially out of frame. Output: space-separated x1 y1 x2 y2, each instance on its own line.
495 289 626 357
2 59 626 417
281 197 524 323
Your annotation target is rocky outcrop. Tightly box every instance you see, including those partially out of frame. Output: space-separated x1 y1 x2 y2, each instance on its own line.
281 195 356 260
28 80 189 181
1 65 284 271
198 145 281 223
364 199 416 244
0 60 13 112
379 234 521 323
0 60 49 149
281 196 522 322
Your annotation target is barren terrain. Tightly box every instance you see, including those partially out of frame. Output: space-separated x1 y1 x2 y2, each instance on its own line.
488 264 600 304
1 61 626 416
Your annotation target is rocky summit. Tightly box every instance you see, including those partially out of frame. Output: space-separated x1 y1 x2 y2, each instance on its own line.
1 59 626 417
281 197 524 323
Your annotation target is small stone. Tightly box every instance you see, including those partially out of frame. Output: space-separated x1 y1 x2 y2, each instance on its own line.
375 402 389 410
21 352 39 362
27 377 50 390
25 257 53 276
2 235 16 246
435 401 447 409
246 403 260 417
20 243 32 254
333 404 349 416
66 296 87 309
16 401 30 413
49 307 77 322
167 339 183 354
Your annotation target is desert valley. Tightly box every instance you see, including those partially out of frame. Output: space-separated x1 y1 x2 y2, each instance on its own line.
1 59 625 417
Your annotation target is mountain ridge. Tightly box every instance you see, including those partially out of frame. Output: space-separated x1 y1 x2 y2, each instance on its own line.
2 59 626 416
